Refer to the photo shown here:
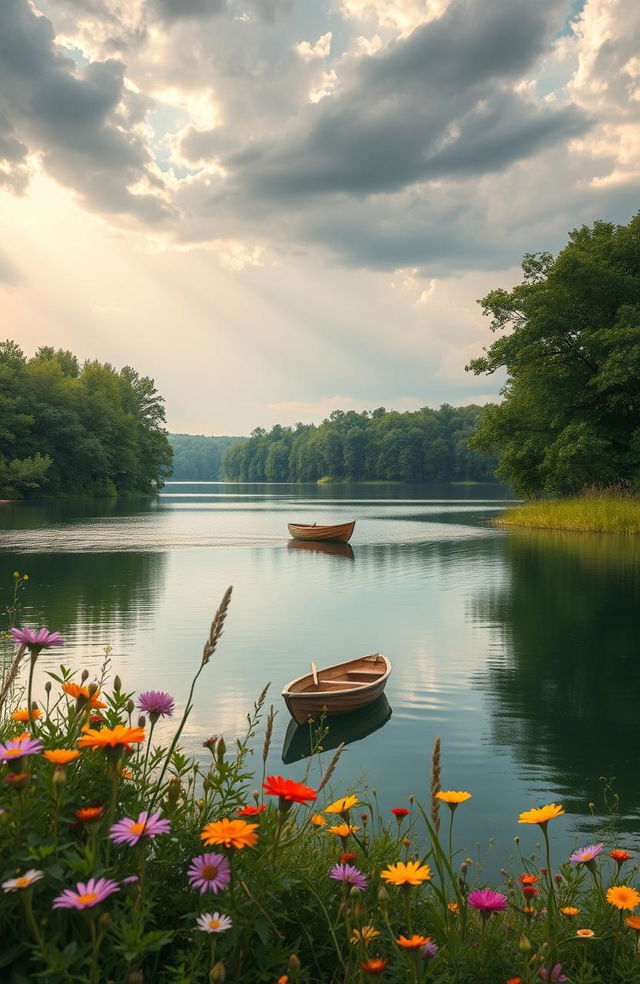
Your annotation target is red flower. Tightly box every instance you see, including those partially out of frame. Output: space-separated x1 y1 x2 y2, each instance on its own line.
610 849 631 863
341 853 357 863
237 805 267 817
263 776 317 806
360 959 388 974
506 978 523 984
522 885 538 897
391 807 410 817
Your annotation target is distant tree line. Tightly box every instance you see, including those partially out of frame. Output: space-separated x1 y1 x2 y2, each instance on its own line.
221 405 498 483
169 434 245 480
0 340 172 497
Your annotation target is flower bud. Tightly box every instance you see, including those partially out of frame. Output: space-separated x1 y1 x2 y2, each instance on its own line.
352 899 365 920
209 961 225 983
126 699 135 714
114 675 122 693
88 682 99 697
167 777 182 806
287 954 301 973
402 837 411 847
408 794 414 803
518 934 531 952
45 681 51 694
52 766 67 787
81 669 89 682
377 885 389 909
98 913 112 929
514 835 520 845
138 715 146 728
216 737 226 765
252 789 260 803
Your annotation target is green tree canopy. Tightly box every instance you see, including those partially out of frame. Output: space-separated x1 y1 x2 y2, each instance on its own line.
467 214 640 496
0 341 172 497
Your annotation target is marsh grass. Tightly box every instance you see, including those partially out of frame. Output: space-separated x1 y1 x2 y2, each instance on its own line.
494 489 640 535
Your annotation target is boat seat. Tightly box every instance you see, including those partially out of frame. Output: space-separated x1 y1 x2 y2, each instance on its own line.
345 670 382 681
301 680 367 692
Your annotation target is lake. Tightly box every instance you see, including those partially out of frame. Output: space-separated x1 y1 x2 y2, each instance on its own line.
1 482 639 869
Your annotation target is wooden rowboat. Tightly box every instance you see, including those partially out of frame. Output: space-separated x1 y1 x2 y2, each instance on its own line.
282 653 391 724
287 520 355 543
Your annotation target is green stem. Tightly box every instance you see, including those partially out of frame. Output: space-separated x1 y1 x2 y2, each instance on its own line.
541 823 556 927
141 718 157 784
88 915 99 984
104 759 121 866
26 648 39 737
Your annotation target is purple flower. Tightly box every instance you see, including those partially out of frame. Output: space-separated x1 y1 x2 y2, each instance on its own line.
10 627 64 650
110 811 171 846
421 941 438 960
329 863 368 891
0 736 43 762
569 843 604 865
188 853 231 894
137 691 175 720
53 877 119 910
539 964 568 982
121 875 140 886
467 889 508 914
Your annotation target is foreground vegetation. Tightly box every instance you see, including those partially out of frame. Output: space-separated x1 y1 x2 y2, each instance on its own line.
222 406 497 483
0 341 172 498
495 491 640 534
2 586 640 982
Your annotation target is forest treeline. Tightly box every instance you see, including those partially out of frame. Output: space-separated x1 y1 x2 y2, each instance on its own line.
221 405 498 483
0 340 172 497
169 434 245 480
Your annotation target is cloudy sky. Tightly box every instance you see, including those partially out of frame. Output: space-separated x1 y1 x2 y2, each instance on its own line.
0 0 638 434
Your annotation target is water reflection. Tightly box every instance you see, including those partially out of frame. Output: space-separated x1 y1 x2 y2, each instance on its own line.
473 530 640 829
282 695 392 763
287 540 355 561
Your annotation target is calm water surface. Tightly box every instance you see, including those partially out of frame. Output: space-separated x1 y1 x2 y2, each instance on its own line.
1 482 639 868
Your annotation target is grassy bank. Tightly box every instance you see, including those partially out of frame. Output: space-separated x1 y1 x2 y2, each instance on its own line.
494 495 640 534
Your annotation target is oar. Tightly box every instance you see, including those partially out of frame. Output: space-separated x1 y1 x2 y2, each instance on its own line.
311 661 318 687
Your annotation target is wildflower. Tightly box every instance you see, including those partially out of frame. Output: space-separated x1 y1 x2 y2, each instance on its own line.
522 905 535 915
236 805 266 817
53 877 119 910
43 749 80 765
538 965 568 982
522 886 538 897
196 912 233 934
311 814 326 826
506 979 523 984
561 906 580 916
5 772 29 788
570 843 604 864
2 869 44 892
11 708 41 722
263 776 317 808
329 863 368 891
576 929 595 937
325 795 358 814
381 861 431 886
62 682 106 709
625 915 640 931
396 935 431 948
351 926 380 944
201 818 259 850
328 824 360 838
607 885 640 910
110 811 171 846
203 736 218 750
519 874 539 885
422 941 438 960
137 691 175 720
121 875 139 886
89 714 104 726
341 853 357 863
120 767 134 780
78 725 144 749
467 889 508 914
187 853 231 894
448 902 459 914
10 627 63 650
610 849 632 865
518 804 564 827
0 735 43 763
391 807 410 818
278 977 289 984
360 958 388 974
435 790 472 809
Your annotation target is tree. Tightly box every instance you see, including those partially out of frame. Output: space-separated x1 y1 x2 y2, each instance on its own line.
467 214 640 496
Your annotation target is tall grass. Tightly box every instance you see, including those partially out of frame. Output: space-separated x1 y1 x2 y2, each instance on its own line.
495 489 640 535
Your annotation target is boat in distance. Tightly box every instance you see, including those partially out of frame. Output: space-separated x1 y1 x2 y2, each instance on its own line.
282 653 391 724
287 520 355 543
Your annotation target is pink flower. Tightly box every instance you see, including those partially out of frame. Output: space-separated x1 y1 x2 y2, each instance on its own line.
569 843 604 865
110 811 171 846
136 691 175 720
53 877 119 910
10 627 64 650
188 853 231 894
539 965 568 982
467 889 508 914
0 736 43 762
329 863 368 891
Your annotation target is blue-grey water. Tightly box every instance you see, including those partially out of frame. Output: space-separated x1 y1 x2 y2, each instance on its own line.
1 482 638 869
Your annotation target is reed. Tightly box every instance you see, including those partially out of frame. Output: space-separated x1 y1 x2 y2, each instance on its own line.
495 493 640 534
430 736 441 834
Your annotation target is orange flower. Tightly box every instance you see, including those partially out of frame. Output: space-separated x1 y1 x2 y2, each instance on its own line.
263 775 317 806
607 885 640 911
625 916 640 931
448 902 459 914
576 929 595 937
396 935 431 949
236 805 266 817
328 824 360 838
610 849 632 862
201 818 259 850
5 771 29 786
506 978 523 984
435 790 472 806
360 959 388 974
561 906 580 916
519 874 539 885
120 768 134 780
311 814 327 826
518 804 564 826
522 906 535 915
63 681 106 709
381 861 432 886
277 977 289 984
78 725 145 749
43 749 80 765
75 806 104 823
11 708 41 722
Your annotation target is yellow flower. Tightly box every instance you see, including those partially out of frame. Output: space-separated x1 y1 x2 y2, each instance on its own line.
311 814 327 826
350 926 380 944
11 708 41 722
518 804 565 826
43 749 80 765
325 795 359 814
576 929 595 937
561 906 580 916
381 861 432 886
435 790 472 805
607 885 640 911
328 824 360 838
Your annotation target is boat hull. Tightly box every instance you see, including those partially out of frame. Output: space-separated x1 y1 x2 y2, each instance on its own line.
282 653 391 724
282 694 392 763
287 521 355 543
